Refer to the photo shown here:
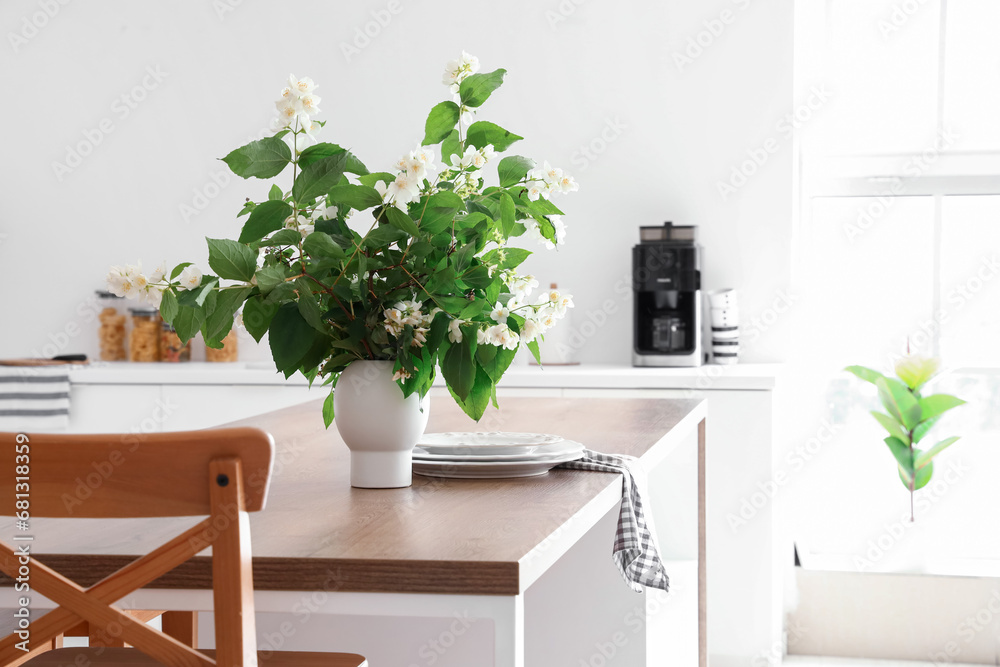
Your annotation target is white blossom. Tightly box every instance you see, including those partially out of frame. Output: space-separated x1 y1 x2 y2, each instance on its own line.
288 74 317 96
448 318 465 344
442 51 480 93
488 323 519 351
490 305 510 323
178 265 203 291
476 327 490 345
521 316 545 343
412 327 429 348
149 261 166 284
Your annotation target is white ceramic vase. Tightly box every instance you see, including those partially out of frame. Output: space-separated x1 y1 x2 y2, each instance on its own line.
333 360 430 489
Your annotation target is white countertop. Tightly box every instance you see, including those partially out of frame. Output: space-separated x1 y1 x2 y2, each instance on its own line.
67 361 781 390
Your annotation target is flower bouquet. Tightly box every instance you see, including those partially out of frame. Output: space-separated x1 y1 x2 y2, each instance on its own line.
108 52 577 423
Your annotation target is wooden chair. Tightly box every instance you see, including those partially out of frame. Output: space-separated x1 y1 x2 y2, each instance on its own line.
0 428 367 667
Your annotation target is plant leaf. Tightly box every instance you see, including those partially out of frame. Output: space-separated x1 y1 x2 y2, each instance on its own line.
385 206 419 236
918 394 966 423
323 391 336 428
899 457 934 490
292 153 349 204
870 411 910 446
497 155 534 188
239 200 292 244
259 229 302 247
302 231 346 260
895 355 940 391
441 337 476 400
422 101 460 146
159 289 179 323
876 376 922 431
466 121 522 152
459 68 506 108
845 365 886 386
203 287 251 344
298 142 368 175
327 184 382 210
221 136 291 179
268 302 318 373
242 295 279 343
206 238 257 282
915 436 960 469
884 436 915 481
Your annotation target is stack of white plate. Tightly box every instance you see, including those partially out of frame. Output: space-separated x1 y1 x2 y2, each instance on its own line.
412 431 585 479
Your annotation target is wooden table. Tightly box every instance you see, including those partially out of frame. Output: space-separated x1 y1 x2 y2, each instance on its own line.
1 397 707 666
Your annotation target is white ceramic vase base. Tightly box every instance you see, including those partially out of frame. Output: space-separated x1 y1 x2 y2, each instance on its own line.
333 360 430 489
350 451 413 489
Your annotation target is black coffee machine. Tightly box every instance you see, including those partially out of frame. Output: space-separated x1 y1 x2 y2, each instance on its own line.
632 222 703 367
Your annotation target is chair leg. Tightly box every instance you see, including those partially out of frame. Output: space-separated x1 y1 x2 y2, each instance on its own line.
162 612 198 648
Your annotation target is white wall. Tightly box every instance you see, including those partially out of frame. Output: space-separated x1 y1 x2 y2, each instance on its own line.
0 0 793 365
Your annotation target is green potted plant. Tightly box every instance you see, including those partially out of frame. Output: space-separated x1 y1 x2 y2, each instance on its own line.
107 52 578 488
845 355 966 521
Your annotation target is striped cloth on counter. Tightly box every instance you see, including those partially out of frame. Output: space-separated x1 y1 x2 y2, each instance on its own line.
0 365 71 432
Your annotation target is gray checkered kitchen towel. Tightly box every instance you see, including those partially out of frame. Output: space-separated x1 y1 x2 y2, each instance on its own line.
557 449 669 593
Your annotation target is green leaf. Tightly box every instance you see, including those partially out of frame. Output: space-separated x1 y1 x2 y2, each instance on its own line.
358 172 395 188
302 231 346 260
204 287 251 344
899 457 933 490
293 153 349 204
298 142 368 175
268 184 284 201
159 288 178 323
173 305 206 344
170 262 192 281
871 411 910 445
323 391 336 428
441 129 461 166
422 101 461 146
239 200 292 244
242 296 279 342
453 243 476 273
467 121 522 152
459 68 507 108
447 366 493 421
385 206 420 236
912 414 941 444
297 293 326 332
221 136 292 179
527 339 541 364
255 265 290 294
268 302 318 373
363 225 408 249
442 336 476 400
327 184 382 210
895 356 940 391
876 376 922 431
915 436 960 469
497 155 534 187
176 277 218 308
845 365 886 386
884 436 915 481
499 191 516 238
416 192 464 234
918 394 966 423
477 344 516 384
259 229 302 247
206 238 257 282
461 265 493 289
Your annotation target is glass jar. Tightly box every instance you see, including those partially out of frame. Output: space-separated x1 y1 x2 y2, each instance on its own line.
129 307 161 362
205 329 239 362
160 323 191 363
95 290 127 361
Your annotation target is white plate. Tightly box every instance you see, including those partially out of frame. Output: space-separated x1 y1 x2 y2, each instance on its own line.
412 448 584 479
417 431 565 456
413 440 584 462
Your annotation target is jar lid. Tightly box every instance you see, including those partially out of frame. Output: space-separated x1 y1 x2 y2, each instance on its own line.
95 290 123 299
161 322 177 332
129 306 160 316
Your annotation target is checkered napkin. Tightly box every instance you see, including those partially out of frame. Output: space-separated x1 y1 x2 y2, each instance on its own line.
557 450 669 593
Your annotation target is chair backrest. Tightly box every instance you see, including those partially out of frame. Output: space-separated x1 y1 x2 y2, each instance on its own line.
0 427 275 667
0 427 274 517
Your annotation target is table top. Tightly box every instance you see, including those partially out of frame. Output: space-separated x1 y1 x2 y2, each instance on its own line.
1 396 705 596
